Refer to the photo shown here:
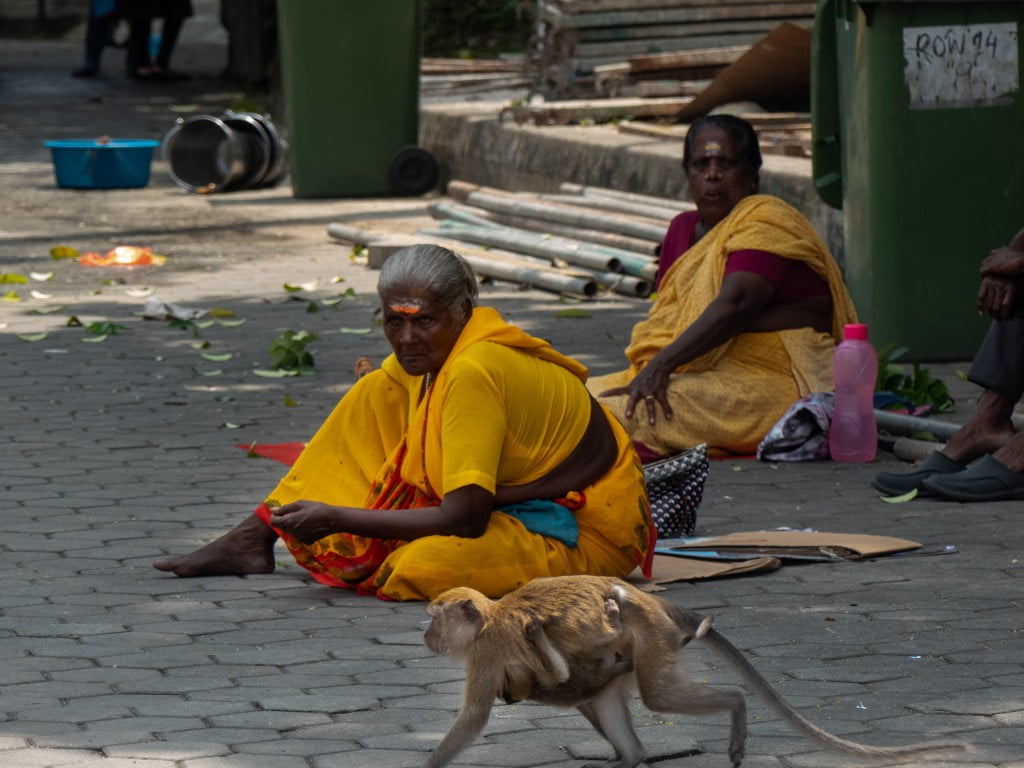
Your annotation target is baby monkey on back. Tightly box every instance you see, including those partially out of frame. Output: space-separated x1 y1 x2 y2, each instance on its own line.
423 574 968 768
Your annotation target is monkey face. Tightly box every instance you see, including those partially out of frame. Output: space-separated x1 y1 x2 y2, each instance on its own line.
424 594 485 658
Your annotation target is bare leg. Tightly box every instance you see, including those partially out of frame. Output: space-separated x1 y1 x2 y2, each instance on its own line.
152 514 278 577
941 389 1017 464
992 429 1024 472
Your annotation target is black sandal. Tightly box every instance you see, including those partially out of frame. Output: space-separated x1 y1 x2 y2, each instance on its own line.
872 451 965 496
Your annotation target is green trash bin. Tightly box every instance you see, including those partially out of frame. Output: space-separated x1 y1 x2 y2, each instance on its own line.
277 0 438 198
812 0 1024 359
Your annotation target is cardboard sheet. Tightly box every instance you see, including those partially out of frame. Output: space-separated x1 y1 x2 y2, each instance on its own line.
657 531 923 562
650 553 781 584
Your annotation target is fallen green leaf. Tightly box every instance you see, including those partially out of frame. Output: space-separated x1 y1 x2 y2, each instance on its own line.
252 368 289 378
209 307 236 318
320 296 344 306
0 273 27 284
170 103 200 112
16 332 47 342
880 488 918 503
82 334 108 343
2 290 21 302
553 308 592 319
49 246 80 260
30 290 53 299
305 301 320 313
196 368 223 376
283 283 304 293
86 321 127 336
331 275 346 284
216 317 246 327
222 422 242 429
201 351 234 362
31 305 66 315
339 326 372 334
30 271 54 281
283 392 299 407
194 319 216 329
66 316 83 327
190 340 210 349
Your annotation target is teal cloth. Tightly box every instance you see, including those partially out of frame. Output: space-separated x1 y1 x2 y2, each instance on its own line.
499 499 579 547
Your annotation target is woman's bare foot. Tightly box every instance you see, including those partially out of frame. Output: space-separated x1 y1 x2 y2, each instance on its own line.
153 514 278 577
942 390 1016 465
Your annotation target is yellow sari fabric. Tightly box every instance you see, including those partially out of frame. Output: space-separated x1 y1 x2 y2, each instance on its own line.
262 307 652 601
590 194 858 455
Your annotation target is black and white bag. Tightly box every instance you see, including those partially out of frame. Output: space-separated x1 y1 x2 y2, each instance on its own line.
643 443 709 538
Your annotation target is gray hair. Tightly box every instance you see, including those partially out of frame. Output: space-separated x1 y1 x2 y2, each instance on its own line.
377 244 479 323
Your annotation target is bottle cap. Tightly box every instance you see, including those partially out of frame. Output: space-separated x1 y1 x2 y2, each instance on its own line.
843 323 868 340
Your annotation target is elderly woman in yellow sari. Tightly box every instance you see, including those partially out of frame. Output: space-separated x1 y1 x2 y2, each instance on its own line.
154 244 652 601
591 115 858 457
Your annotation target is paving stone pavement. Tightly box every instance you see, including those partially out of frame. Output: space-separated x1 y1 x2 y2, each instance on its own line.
1 25 1022 768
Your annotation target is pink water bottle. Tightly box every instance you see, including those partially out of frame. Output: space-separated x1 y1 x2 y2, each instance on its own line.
829 323 878 462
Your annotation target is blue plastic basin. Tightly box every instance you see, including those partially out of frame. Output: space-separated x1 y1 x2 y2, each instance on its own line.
44 139 160 189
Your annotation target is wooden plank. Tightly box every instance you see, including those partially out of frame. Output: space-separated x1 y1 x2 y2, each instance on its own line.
576 32 767 70
616 120 689 139
736 111 811 127
576 23 788 58
578 18 808 43
549 0 798 11
542 3 816 28
626 45 749 72
502 96 695 126
421 58 524 73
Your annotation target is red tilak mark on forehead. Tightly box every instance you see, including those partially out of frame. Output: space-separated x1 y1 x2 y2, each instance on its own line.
389 303 422 315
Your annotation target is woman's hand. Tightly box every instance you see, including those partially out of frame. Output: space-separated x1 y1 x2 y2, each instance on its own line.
270 500 346 544
599 359 674 426
980 245 1024 279
977 275 1019 321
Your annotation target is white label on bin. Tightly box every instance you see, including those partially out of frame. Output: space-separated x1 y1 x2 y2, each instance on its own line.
903 22 1019 109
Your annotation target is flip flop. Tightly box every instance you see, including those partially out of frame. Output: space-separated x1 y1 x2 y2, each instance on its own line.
922 454 1024 502
871 451 964 496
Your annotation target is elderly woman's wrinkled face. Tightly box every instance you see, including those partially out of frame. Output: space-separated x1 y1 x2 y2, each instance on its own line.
686 126 757 230
381 283 467 378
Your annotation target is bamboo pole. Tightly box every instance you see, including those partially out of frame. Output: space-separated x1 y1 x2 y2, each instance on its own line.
873 411 960 441
326 223 597 299
569 267 652 298
428 200 659 254
426 222 660 282
461 253 597 298
559 182 695 212
446 181 667 242
540 193 679 222
419 222 623 273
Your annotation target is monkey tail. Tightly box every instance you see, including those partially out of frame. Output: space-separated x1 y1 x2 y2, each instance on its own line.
702 628 970 760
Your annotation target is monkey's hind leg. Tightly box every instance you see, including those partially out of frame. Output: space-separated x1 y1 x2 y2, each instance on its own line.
635 660 747 768
577 675 646 768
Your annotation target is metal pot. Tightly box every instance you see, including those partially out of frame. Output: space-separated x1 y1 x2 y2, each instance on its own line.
162 115 246 193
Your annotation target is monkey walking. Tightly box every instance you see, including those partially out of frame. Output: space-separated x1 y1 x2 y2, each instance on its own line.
422 575 969 768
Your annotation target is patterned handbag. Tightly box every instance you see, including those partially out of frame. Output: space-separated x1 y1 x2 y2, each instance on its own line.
643 443 709 538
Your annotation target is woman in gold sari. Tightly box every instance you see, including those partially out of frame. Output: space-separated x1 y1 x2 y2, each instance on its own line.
154 245 652 601
590 115 858 457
